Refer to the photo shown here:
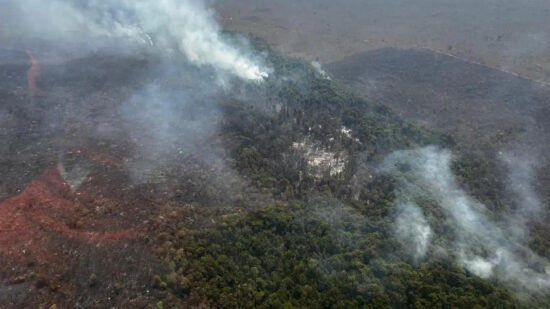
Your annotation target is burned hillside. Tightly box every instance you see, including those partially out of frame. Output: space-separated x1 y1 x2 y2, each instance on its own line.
1 1 550 308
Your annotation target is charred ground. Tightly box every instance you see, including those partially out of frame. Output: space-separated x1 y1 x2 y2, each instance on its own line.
0 41 549 309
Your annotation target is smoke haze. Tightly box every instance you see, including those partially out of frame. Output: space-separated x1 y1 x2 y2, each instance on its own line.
382 146 550 291
1 0 269 81
394 201 432 262
0 0 274 188
501 152 544 221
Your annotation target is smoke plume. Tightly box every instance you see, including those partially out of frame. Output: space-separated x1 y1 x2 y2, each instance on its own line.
1 0 269 81
394 201 432 262
381 146 550 291
500 152 544 221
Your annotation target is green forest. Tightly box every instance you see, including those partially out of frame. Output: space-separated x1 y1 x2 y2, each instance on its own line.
3 2 550 308
144 43 550 308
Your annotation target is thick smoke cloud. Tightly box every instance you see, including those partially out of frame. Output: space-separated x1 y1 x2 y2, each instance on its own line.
381 146 550 291
1 0 269 81
0 0 273 186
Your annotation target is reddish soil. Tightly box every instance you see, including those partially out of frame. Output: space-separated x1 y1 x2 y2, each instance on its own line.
0 50 167 307
0 147 157 307
0 155 135 265
26 50 40 97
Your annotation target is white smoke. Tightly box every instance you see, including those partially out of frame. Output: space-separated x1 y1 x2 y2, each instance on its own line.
1 0 269 81
382 146 550 291
311 61 331 80
500 152 543 221
394 201 432 261
123 0 269 81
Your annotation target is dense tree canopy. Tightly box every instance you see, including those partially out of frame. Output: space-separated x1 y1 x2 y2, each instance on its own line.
147 44 549 308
